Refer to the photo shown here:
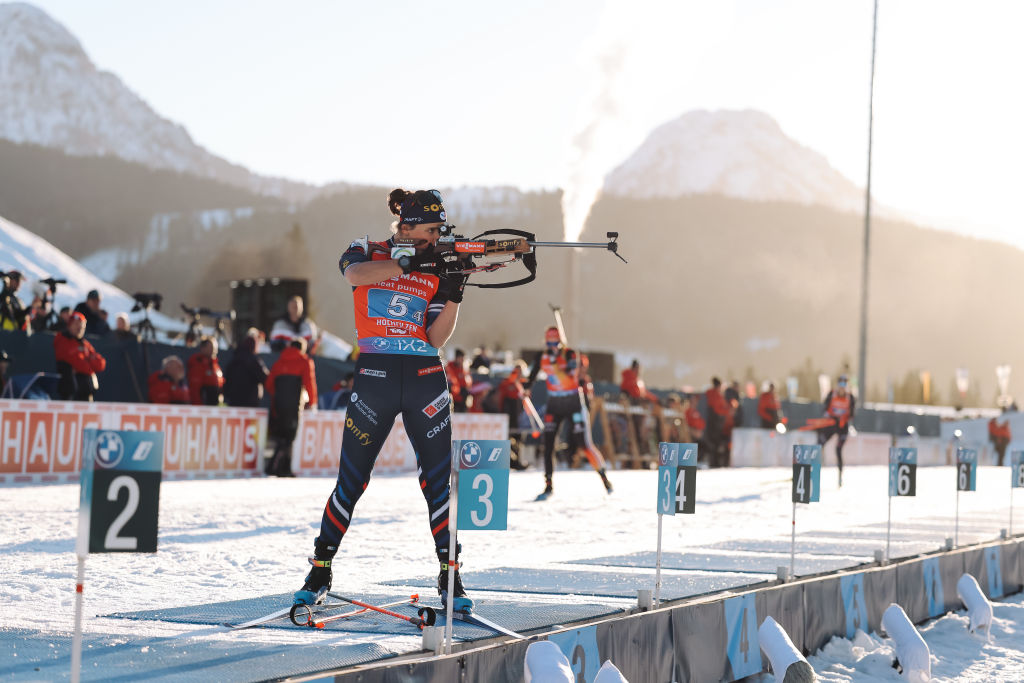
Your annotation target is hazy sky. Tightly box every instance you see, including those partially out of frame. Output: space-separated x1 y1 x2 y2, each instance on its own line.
23 0 1024 247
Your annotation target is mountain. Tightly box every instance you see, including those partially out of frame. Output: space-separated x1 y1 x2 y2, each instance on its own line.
603 109 866 214
0 3 317 202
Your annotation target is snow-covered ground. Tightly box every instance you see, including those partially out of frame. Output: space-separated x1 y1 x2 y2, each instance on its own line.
2 465 1022 680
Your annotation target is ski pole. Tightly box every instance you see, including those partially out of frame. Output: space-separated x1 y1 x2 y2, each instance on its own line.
311 595 422 629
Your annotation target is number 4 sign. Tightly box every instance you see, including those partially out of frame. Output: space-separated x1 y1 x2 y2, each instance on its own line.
657 443 698 515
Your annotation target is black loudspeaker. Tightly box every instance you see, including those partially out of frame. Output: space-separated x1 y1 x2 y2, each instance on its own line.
230 278 308 341
518 348 615 384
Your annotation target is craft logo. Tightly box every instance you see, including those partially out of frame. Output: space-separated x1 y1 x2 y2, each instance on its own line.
455 241 486 254
422 390 450 418
359 368 386 378
460 441 482 468
418 365 444 377
427 413 451 439
94 431 125 469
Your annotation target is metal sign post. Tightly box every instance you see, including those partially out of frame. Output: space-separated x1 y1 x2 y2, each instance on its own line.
73 429 163 683
791 444 821 576
955 446 977 547
887 447 917 561
445 439 510 654
1011 451 1024 536
654 443 697 607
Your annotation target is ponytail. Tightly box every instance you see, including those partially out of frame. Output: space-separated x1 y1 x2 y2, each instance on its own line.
388 188 410 217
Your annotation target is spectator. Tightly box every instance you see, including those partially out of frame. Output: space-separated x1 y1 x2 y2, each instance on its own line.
620 359 659 404
54 312 106 401
704 377 731 468
758 383 783 429
50 306 71 333
113 312 137 342
446 348 471 412
724 380 744 430
223 336 269 408
620 359 658 455
0 349 10 396
187 338 224 406
148 355 189 404
663 393 692 444
685 394 706 442
989 413 1012 466
497 362 530 470
0 270 29 332
265 338 317 477
322 372 354 410
247 327 271 354
73 289 111 337
470 347 493 373
468 380 494 413
270 295 321 354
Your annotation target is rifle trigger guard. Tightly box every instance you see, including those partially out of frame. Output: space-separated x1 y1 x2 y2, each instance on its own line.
467 229 537 289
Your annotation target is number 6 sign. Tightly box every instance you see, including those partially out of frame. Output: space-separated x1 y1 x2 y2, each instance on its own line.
454 440 510 530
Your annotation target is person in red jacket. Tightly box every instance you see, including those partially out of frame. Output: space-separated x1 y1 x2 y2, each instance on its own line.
446 348 471 412
704 377 731 468
187 338 224 406
685 394 706 441
54 312 106 401
266 338 318 477
148 355 189 404
758 383 783 429
989 414 1012 466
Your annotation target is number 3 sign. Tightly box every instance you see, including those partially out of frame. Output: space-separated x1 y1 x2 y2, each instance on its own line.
454 440 510 530
77 429 164 555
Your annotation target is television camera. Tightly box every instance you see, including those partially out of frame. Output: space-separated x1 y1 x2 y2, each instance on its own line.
181 304 236 348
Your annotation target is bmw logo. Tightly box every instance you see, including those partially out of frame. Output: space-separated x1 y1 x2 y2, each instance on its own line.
95 431 125 469
372 338 390 351
659 443 669 466
350 392 358 403
460 441 482 469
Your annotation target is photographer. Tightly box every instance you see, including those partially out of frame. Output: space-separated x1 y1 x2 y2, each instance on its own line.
54 312 106 401
74 289 110 337
1 270 30 332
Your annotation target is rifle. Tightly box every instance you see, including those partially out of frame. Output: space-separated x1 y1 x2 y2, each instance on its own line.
393 228 627 289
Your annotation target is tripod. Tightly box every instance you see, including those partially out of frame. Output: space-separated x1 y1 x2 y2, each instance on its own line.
135 305 158 343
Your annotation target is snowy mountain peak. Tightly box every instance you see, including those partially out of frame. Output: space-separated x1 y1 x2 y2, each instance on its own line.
603 109 865 214
0 2 314 201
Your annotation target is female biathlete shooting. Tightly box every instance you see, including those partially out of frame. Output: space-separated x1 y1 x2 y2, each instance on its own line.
294 189 474 614
525 326 613 500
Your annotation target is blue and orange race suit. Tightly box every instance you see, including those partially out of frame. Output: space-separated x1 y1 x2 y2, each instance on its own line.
313 237 456 557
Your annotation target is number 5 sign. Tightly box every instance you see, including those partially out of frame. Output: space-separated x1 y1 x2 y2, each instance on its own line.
454 440 510 531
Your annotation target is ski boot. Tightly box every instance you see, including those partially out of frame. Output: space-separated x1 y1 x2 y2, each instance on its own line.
535 479 553 501
437 545 474 614
598 468 613 494
294 556 333 605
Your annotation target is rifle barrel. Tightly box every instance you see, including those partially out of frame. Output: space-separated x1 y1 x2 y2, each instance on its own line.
527 241 611 249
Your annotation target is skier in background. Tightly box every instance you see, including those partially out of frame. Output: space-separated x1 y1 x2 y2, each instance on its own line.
295 188 474 613
818 374 855 487
525 326 613 499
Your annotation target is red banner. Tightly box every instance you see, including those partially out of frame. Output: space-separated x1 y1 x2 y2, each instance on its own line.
0 399 508 484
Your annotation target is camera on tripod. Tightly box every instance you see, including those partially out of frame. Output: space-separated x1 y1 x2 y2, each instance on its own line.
132 292 163 312
40 277 67 295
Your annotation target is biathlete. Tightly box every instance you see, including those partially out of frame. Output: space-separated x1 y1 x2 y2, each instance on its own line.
525 326 613 499
295 188 474 613
817 374 855 488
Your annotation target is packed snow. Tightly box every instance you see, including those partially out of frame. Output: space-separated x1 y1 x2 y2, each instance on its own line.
2 464 1023 680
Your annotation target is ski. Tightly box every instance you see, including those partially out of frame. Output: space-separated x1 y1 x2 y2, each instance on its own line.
453 611 525 638
534 491 552 502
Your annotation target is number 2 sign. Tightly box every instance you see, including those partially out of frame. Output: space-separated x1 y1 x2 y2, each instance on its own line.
77 429 164 555
454 440 510 530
